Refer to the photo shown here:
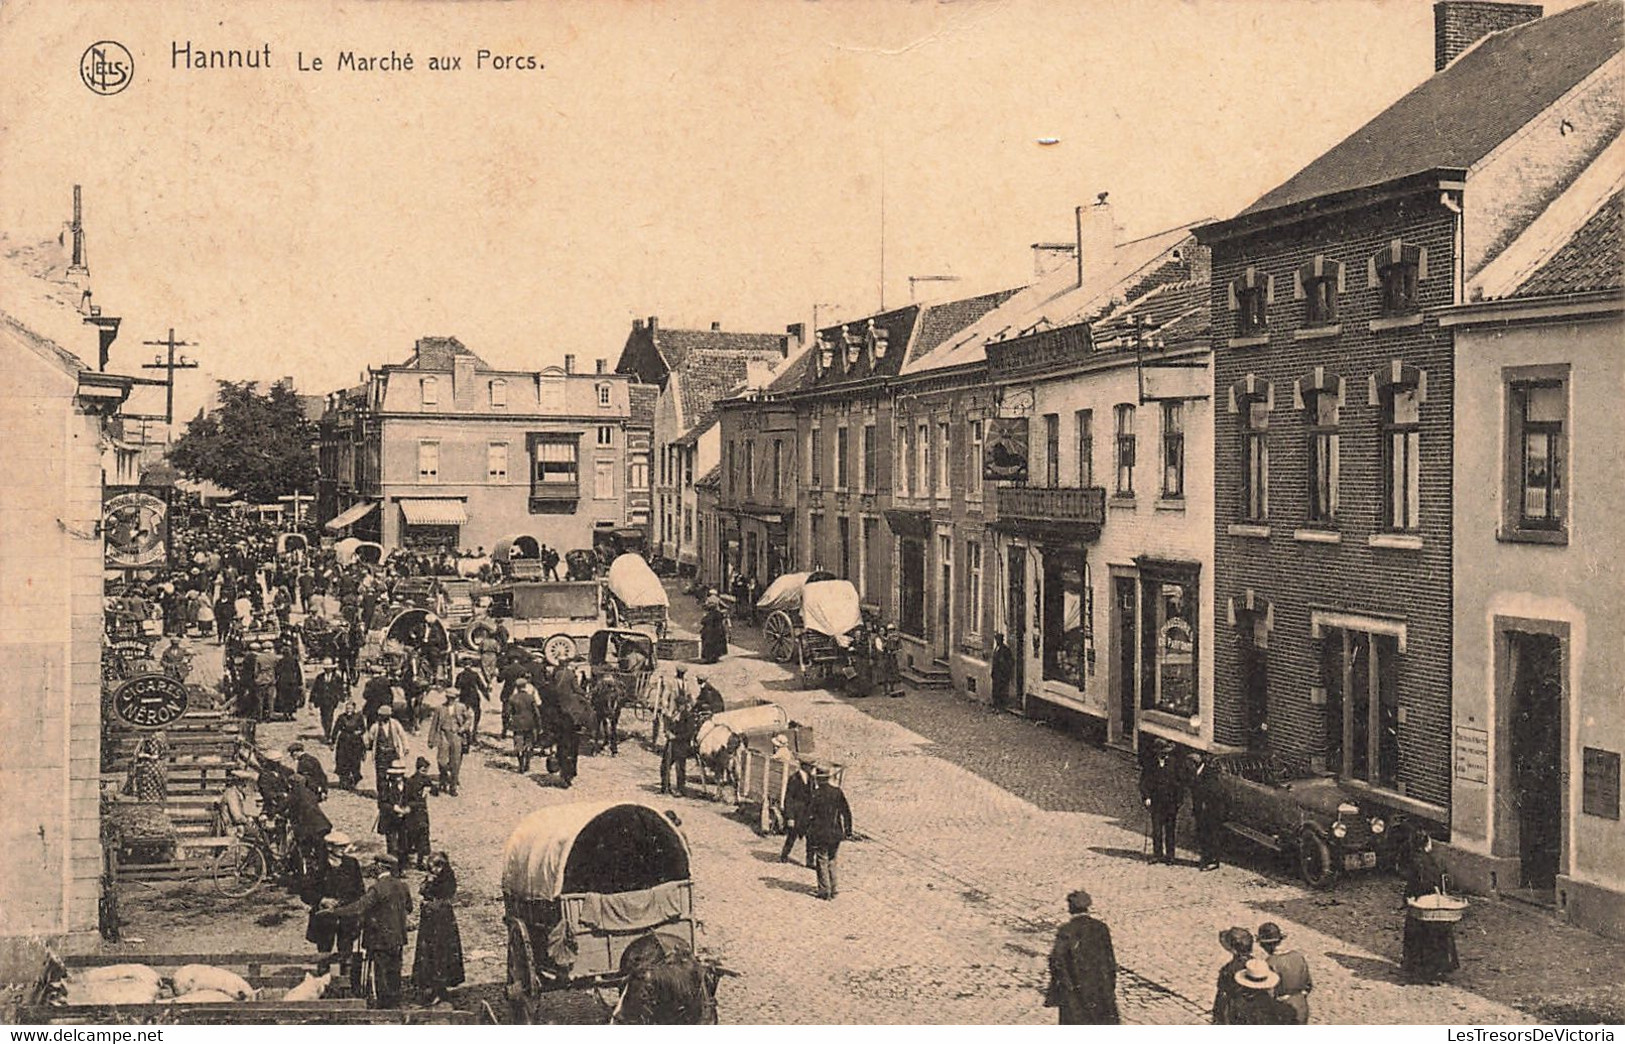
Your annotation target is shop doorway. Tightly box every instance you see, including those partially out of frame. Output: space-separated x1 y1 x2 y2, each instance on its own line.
1007 547 1026 701
1508 630 1564 893
1115 577 1137 745
936 532 953 661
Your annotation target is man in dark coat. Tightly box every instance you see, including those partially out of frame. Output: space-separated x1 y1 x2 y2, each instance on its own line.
310 661 348 741
361 675 394 730
1043 889 1119 1024
1211 926 1254 1025
990 632 1015 713
289 742 329 802
284 771 332 887
334 855 414 1009
402 758 434 870
779 756 815 868
274 643 305 719
1187 752 1222 871
454 658 489 736
1138 738 1183 864
805 765 852 900
506 678 543 774
694 676 725 717
550 663 593 788
1230 959 1297 1025
301 831 365 994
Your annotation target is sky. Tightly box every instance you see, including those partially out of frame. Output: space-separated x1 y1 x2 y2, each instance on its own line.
0 0 1588 426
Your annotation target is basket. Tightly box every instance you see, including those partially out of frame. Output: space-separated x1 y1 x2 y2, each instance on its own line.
1406 893 1469 923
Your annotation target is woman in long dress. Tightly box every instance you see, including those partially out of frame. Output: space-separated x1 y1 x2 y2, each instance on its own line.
1401 832 1460 984
411 852 465 1004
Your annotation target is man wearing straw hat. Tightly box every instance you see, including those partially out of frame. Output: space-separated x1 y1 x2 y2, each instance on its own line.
302 831 364 994
1229 958 1297 1025
1043 889 1119 1024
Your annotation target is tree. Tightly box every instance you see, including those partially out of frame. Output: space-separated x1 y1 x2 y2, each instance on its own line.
168 380 319 504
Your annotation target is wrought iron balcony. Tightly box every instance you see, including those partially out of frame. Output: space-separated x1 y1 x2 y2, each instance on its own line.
996 485 1107 530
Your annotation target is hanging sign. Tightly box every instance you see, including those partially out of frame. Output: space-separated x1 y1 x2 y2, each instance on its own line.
103 486 170 570
984 417 1030 482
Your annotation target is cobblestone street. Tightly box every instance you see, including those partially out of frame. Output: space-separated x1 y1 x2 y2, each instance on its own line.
110 587 1625 1025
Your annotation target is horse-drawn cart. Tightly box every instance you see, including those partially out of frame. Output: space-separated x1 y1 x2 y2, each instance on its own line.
501 801 699 1022
602 554 669 637
755 571 833 663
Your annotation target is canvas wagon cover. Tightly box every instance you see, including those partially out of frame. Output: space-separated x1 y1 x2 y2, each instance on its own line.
755 572 810 611
501 801 691 902
801 580 861 638
606 554 669 609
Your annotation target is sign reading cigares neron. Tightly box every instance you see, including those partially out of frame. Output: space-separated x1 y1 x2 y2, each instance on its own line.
112 673 190 729
103 486 170 570
984 417 1030 482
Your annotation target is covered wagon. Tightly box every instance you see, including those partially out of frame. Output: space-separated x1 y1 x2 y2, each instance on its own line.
501 801 697 1020
602 554 669 637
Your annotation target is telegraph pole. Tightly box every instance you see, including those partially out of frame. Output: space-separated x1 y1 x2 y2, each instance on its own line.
139 329 199 427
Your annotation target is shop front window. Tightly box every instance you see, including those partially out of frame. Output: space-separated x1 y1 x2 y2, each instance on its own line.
1042 553 1091 690
1141 569 1198 718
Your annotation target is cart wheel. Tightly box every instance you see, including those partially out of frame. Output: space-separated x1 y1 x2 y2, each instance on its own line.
763 611 795 663
212 841 267 898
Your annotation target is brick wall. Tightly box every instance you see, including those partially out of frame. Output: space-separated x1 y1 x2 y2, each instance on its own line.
1435 1 1544 71
1210 195 1457 812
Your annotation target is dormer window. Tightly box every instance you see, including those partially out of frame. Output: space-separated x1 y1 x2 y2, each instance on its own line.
1295 256 1344 326
489 379 507 407
1370 240 1427 317
420 376 438 407
596 383 612 408
1229 266 1273 338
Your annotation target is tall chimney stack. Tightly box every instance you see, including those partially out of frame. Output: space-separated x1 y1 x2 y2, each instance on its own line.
1434 1 1542 71
1076 193 1117 290
564 354 576 374
595 358 606 374
710 321 721 332
68 185 87 275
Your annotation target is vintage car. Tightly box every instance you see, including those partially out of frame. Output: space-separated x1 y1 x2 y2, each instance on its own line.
1206 752 1398 887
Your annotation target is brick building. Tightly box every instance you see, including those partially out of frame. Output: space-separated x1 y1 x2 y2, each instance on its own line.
318 338 634 553
1196 0 1621 830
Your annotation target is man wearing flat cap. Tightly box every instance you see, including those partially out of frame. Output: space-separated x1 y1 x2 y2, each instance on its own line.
1044 889 1119 1024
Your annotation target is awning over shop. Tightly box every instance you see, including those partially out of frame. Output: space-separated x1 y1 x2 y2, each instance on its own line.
883 508 932 539
324 500 379 532
399 498 469 526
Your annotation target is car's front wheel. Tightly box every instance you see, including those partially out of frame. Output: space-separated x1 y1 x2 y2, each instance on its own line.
1297 832 1335 889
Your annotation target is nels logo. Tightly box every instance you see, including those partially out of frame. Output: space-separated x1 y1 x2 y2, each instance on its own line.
80 41 133 95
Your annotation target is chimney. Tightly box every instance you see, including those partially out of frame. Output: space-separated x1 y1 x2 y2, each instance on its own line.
745 358 773 391
710 321 722 332
647 315 658 333
907 275 963 304
453 352 476 398
1076 193 1117 289
564 354 576 374
1434 1 1542 70
632 318 644 332
1031 242 1078 280
595 358 607 374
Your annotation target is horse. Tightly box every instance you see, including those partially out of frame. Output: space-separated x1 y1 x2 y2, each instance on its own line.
609 933 718 1025
590 674 626 756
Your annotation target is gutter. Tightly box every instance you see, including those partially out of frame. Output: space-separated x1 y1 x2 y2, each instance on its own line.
1435 287 1623 327
1196 168 1470 244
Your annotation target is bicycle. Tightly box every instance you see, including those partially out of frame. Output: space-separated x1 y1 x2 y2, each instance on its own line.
212 814 306 898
